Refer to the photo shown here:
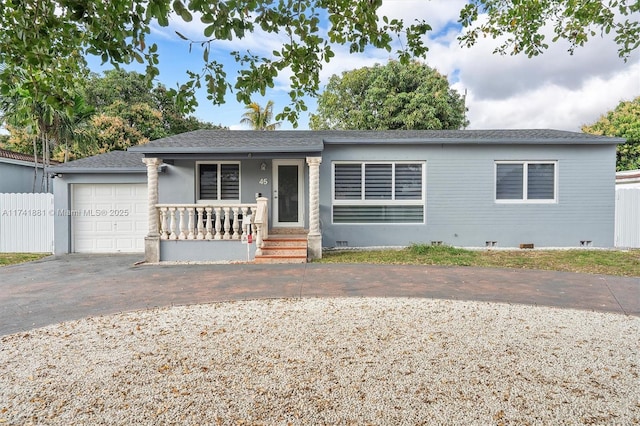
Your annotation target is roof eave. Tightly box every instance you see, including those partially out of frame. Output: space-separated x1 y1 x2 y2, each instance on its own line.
322 138 625 145
50 167 147 174
0 157 47 167
129 146 324 155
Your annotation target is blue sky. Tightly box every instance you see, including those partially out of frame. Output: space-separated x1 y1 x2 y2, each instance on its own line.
89 0 640 132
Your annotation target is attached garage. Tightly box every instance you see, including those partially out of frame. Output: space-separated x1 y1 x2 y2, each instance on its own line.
71 183 147 253
51 151 151 256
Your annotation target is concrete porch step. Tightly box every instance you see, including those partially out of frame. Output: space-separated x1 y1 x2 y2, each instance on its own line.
254 230 308 264
253 254 308 264
262 235 309 247
269 227 308 235
259 247 307 257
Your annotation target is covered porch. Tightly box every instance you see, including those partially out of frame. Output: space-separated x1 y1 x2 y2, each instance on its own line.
139 155 322 263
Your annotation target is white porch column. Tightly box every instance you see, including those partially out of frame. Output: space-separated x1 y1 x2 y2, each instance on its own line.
143 157 163 263
306 156 322 260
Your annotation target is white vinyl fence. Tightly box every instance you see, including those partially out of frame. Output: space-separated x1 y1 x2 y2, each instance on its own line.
0 193 54 253
615 188 640 248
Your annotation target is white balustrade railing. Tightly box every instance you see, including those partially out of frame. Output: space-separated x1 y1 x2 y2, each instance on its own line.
253 197 269 255
156 204 258 241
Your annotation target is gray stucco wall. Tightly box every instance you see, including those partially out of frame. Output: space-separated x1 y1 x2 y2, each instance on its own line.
159 159 272 204
0 162 52 193
53 173 147 254
319 143 617 248
160 240 256 262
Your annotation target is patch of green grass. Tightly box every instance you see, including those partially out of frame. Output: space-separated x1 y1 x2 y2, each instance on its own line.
316 245 640 277
0 253 49 266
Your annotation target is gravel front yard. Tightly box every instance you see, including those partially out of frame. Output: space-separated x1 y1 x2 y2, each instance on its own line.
1 298 638 425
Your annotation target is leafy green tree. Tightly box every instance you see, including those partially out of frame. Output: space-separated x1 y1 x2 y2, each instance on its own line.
0 0 427 127
0 71 92 189
1 0 637 128
102 101 168 141
240 101 281 130
0 2 91 165
582 97 640 171
459 0 639 60
0 125 34 154
1 69 224 162
310 61 467 130
151 85 220 134
83 114 149 156
85 69 155 111
85 70 222 137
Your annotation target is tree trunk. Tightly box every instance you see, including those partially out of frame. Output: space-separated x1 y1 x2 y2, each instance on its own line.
32 136 39 193
42 135 49 193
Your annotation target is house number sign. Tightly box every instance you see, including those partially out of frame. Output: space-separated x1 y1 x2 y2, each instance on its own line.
259 178 268 185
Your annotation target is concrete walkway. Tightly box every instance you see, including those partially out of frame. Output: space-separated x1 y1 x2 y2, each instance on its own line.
1 254 638 336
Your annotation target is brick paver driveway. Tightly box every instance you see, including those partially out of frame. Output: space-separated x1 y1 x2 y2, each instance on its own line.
1 254 637 335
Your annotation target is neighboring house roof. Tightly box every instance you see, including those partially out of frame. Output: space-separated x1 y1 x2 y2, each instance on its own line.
616 169 640 186
0 148 59 167
50 150 146 174
128 129 624 156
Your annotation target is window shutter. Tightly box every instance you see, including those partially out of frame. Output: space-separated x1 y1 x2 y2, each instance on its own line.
528 164 554 199
496 164 523 199
220 164 240 200
395 164 422 200
365 164 392 200
332 161 425 224
334 164 362 200
333 205 423 223
199 164 218 199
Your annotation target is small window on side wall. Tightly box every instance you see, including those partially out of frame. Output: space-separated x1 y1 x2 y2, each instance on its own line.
496 161 556 202
197 162 240 201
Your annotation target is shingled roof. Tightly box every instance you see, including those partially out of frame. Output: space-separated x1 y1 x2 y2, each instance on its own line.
50 151 145 174
128 128 624 156
49 129 624 173
127 129 325 154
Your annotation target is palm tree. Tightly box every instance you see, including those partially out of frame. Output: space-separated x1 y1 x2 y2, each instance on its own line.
240 101 281 130
0 73 94 190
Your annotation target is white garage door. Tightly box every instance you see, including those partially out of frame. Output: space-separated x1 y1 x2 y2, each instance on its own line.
72 183 148 253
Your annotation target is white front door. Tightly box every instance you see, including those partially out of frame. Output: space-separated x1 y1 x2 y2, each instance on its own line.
272 159 304 227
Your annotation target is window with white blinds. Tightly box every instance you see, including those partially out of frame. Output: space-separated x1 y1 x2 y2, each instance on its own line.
496 161 556 202
333 162 424 223
197 162 240 201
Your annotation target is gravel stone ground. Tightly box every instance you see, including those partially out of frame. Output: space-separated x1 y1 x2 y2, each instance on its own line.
1 298 638 425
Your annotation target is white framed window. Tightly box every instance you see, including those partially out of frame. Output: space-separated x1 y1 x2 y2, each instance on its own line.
196 161 240 202
495 161 557 203
332 161 425 223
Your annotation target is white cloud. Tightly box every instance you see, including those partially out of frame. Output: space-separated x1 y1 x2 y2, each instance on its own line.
148 1 640 131
369 1 640 131
433 13 640 130
378 0 468 35
461 62 640 130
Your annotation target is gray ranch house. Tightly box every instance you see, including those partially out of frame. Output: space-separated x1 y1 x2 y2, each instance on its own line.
51 129 622 263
